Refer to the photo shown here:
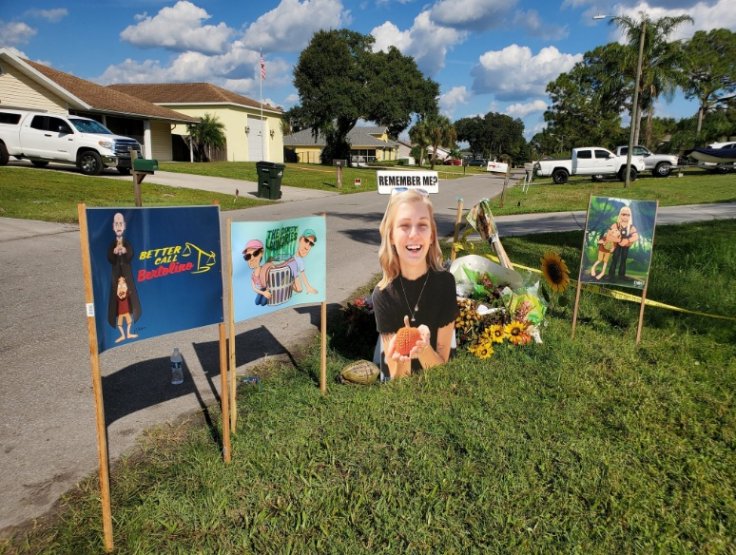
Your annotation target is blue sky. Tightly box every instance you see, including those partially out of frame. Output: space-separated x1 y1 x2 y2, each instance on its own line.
2 0 734 139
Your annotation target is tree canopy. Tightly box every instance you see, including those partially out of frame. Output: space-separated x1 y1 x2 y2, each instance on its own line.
455 112 526 164
289 29 439 163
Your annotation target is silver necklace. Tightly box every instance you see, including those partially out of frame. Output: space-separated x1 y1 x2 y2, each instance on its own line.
399 272 430 322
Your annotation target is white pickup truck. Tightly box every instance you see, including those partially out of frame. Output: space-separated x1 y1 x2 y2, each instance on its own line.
614 145 678 177
534 147 645 184
0 108 141 175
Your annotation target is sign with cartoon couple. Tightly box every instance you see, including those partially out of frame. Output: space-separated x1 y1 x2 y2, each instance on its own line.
85 206 224 353
231 216 326 322
579 196 658 289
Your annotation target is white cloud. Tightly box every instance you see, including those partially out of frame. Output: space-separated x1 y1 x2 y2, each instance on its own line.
120 1 233 54
371 10 467 75
513 10 568 40
439 86 470 116
0 21 36 47
505 99 548 118
24 9 68 23
241 0 351 52
471 44 582 101
429 0 517 31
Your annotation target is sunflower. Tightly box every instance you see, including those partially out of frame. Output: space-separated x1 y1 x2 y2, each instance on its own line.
484 324 506 344
470 341 494 359
505 321 531 346
541 251 570 293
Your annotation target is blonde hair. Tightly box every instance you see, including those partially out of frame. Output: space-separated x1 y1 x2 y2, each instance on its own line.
377 190 444 289
616 206 634 234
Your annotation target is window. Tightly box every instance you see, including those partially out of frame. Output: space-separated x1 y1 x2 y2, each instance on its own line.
576 150 592 159
0 112 21 125
594 150 611 159
30 115 49 131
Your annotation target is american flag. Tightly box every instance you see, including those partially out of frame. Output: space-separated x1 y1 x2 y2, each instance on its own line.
259 55 266 80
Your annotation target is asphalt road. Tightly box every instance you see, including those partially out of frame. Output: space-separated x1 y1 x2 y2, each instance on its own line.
1 166 735 535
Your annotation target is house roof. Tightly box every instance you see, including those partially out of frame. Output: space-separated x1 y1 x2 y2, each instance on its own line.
0 50 196 123
108 83 282 114
284 126 398 148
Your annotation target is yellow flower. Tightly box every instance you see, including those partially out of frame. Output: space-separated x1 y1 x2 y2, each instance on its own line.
540 251 570 294
473 342 494 359
485 324 506 344
505 321 530 346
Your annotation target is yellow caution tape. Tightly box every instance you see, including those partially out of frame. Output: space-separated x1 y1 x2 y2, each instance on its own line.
484 254 736 322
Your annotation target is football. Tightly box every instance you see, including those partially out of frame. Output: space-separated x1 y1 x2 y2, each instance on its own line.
395 327 421 356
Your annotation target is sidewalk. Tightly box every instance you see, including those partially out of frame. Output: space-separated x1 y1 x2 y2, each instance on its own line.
1 166 735 536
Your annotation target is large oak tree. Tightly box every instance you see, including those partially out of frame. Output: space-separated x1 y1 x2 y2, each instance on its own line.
289 29 439 163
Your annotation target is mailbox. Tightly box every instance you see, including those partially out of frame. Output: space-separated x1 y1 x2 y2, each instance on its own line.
133 158 158 173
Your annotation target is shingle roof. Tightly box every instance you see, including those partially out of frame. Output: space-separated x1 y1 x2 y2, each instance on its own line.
21 58 197 123
108 83 282 114
284 126 397 148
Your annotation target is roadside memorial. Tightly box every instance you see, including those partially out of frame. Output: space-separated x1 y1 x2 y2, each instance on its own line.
452 199 560 358
572 196 658 344
78 205 227 552
228 215 327 424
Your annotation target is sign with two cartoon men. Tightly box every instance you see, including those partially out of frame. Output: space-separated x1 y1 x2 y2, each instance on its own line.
231 216 326 322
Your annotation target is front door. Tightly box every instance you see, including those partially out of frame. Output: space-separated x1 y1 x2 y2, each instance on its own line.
23 115 75 160
247 117 264 161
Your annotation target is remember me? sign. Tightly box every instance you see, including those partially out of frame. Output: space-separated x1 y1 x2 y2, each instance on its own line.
376 170 439 194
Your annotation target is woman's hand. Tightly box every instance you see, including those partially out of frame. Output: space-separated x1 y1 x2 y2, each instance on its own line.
389 316 429 362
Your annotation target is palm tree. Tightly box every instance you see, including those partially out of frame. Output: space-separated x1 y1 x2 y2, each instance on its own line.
611 13 693 147
187 113 226 162
425 114 457 169
408 118 431 167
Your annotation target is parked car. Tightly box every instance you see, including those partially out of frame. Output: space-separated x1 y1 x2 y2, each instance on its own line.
533 147 645 184
465 158 488 167
0 108 141 175
614 145 679 177
443 158 462 166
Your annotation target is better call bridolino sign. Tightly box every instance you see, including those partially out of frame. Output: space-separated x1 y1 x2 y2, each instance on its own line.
85 206 224 353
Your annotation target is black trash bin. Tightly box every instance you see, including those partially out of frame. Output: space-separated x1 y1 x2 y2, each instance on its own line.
255 161 285 199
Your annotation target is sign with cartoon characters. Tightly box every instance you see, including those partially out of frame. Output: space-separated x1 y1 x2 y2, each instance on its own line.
85 206 224 353
579 196 658 289
231 216 326 322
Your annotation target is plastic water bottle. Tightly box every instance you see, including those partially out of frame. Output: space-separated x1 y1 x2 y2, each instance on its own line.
170 348 183 385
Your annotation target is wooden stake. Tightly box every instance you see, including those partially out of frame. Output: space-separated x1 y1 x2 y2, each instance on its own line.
77 204 114 552
450 197 463 262
225 220 237 432
571 195 592 339
129 149 143 207
219 323 231 463
320 301 327 395
635 201 659 345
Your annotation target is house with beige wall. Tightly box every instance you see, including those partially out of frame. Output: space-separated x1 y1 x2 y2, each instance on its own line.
0 49 195 161
284 126 399 165
109 83 284 163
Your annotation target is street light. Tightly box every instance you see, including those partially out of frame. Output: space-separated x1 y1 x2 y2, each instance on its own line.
594 14 646 188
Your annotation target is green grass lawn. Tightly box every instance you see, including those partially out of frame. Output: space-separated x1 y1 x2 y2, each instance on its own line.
3 221 734 554
0 167 269 223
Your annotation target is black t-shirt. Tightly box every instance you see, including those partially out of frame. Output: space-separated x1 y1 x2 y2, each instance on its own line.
372 269 459 373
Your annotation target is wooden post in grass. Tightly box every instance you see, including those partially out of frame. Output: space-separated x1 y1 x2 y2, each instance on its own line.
77 204 114 552
499 156 511 208
571 195 592 339
225 220 238 433
129 149 144 207
320 301 327 395
219 323 231 463
450 197 463 262
635 201 659 345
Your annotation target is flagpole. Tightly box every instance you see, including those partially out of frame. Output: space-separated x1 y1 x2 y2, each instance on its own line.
260 52 265 161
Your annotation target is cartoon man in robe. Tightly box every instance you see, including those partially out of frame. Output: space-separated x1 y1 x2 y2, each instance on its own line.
107 212 141 340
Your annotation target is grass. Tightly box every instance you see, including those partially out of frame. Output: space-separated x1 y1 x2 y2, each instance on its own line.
0 167 269 223
158 160 486 193
490 169 736 216
3 220 734 554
